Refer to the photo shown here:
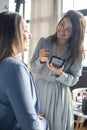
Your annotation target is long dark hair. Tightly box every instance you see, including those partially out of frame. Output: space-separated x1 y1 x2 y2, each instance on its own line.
51 10 86 62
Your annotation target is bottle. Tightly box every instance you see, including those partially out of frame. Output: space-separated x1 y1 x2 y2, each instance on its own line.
76 92 82 102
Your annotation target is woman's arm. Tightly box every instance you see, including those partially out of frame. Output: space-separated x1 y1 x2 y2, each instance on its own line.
55 58 83 87
47 56 83 87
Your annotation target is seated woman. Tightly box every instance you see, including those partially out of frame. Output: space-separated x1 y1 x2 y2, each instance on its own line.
0 11 49 130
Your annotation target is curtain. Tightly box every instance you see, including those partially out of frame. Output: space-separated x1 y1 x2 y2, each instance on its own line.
29 0 58 63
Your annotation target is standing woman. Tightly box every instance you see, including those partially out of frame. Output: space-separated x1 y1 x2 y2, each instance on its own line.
0 11 49 130
30 10 86 130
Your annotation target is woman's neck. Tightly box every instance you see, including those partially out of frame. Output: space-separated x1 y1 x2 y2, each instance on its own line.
56 39 66 56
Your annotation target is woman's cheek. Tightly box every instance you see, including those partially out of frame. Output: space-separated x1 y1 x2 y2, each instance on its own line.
23 33 29 42
22 34 28 50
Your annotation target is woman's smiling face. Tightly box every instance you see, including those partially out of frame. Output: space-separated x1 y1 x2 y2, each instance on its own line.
57 17 72 43
22 19 32 51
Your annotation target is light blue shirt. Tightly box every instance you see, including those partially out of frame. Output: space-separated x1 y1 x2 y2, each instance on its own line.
0 57 47 130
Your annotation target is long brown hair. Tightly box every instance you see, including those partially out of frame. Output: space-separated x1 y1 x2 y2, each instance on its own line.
51 10 86 62
0 11 24 61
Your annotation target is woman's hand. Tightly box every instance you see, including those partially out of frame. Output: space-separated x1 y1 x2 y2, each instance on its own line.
38 114 44 120
47 61 64 76
39 49 50 63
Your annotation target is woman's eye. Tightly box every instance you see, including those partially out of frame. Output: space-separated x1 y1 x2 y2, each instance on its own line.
24 30 27 33
66 29 72 33
59 22 64 28
60 22 63 26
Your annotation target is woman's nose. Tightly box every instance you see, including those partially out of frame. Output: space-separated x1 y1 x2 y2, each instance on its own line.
60 29 65 35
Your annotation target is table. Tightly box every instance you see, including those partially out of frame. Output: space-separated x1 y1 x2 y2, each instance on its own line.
72 88 87 130
73 108 87 130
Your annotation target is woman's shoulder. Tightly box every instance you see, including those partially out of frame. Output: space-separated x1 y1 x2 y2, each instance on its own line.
0 57 28 72
1 57 22 65
39 36 53 42
38 36 54 47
